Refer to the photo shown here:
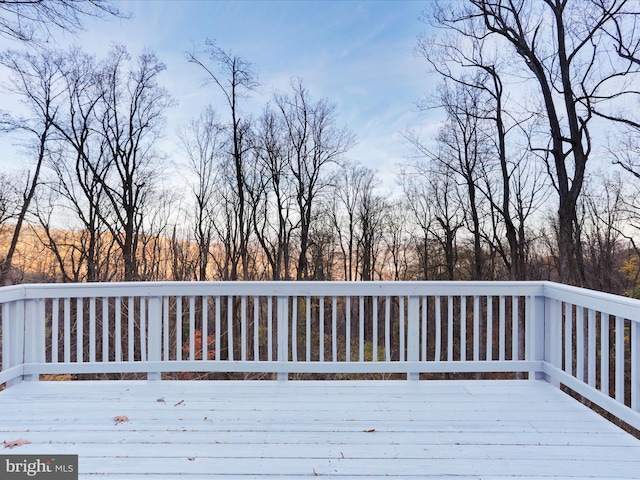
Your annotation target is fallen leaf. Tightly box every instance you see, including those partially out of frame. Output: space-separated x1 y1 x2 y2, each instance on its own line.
113 415 129 425
174 400 184 406
363 429 376 433
187 457 195 462
156 397 165 403
4 439 30 449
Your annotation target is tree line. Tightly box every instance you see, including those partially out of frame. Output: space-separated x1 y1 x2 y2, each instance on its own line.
1 0 640 297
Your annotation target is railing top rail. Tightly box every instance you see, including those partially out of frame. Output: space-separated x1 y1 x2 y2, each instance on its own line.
0 280 546 301
543 282 640 321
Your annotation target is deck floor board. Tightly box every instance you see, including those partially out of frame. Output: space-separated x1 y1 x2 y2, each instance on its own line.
1 379 639 478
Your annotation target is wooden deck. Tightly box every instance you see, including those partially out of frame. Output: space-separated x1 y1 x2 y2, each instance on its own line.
1 379 639 479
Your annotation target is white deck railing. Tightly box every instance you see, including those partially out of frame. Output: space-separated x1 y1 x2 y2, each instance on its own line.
1 281 639 430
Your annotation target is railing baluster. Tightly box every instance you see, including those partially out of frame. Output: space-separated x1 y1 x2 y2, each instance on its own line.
176 296 182 362
241 295 247 362
267 296 273 362
632 320 640 411
421 296 427 362
588 308 596 388
306 296 312 362
202 296 208 361
319 296 325 363
460 296 467 362
292 296 297 362
228 296 234 362
512 296 519 361
399 296 405 362
89 298 96 363
359 296 364 362
473 296 480 361
77 298 83 363
332 296 337 362
253 296 259 361
435 295 441 362
102 298 109 363
64 298 71 363
115 298 122 362
127 297 134 362
576 306 585 383
52 299 59 364
163 297 169 361
615 316 625 404
499 296 505 362
190 296 196 362
601 314 610 396
447 296 453 362
564 302 573 375
215 296 221 361
345 296 351 362
486 296 492 361
373 296 379 362
140 297 146 362
385 296 391 362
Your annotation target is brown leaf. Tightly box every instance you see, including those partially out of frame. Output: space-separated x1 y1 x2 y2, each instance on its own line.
187 457 195 462
113 415 129 425
4 439 30 449
363 429 376 433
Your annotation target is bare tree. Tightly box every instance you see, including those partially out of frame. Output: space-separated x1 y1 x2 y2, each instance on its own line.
0 0 124 43
178 106 224 281
331 161 369 281
187 40 259 280
356 169 388 281
0 48 63 284
434 0 640 284
92 46 172 280
274 78 355 280
251 105 297 280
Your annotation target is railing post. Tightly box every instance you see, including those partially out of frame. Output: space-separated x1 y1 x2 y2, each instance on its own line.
147 296 162 381
23 299 45 382
277 296 288 381
531 295 546 380
544 297 562 387
3 300 25 387
407 296 420 381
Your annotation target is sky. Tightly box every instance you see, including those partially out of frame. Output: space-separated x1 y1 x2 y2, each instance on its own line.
0 0 439 192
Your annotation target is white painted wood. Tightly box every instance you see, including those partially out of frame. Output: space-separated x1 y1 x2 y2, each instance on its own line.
616 315 625 403
588 308 596 388
564 302 573 375
3 279 640 435
2 380 639 479
601 313 610 396
633 320 640 412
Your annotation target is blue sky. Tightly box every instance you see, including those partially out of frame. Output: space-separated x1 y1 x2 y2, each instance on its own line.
0 0 439 191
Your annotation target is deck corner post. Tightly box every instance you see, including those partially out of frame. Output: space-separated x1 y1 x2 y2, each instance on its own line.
147 296 162 381
543 296 561 387
23 299 45 382
3 300 25 387
532 295 546 381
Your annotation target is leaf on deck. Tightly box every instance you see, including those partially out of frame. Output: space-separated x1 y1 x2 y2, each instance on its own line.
3 439 30 449
113 415 129 425
363 428 376 433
